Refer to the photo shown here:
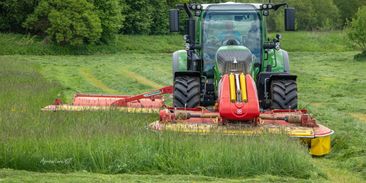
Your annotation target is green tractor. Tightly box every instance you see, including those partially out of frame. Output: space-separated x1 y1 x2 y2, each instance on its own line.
169 2 297 110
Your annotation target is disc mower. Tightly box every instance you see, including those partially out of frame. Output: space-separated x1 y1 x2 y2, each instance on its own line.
43 2 334 156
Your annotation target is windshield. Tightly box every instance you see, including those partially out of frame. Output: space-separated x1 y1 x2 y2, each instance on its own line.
202 5 261 71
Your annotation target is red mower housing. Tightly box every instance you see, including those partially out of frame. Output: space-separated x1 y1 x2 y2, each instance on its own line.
218 74 260 121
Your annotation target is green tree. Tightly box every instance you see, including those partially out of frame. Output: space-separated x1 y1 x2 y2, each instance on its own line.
334 0 366 26
122 0 153 34
167 0 189 7
0 0 39 32
267 0 340 31
311 0 340 30
24 0 102 46
150 0 169 34
90 0 125 43
347 6 366 60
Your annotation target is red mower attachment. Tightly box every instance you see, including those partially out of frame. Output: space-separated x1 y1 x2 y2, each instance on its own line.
43 74 333 156
42 86 173 112
150 108 334 156
149 73 334 156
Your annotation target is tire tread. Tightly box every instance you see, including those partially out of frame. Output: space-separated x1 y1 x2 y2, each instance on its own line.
270 80 298 109
173 76 200 108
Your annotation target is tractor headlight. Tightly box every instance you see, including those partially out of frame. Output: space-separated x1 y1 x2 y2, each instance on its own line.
268 4 273 9
196 4 202 10
191 4 197 10
262 4 267 9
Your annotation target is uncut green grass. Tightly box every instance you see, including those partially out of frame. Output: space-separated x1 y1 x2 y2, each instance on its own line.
0 34 183 55
0 59 318 179
0 31 353 56
272 31 352 52
0 169 312 183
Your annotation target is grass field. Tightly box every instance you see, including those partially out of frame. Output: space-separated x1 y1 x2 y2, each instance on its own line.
0 32 365 182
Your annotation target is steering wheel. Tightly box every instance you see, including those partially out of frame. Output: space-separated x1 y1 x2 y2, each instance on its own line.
223 39 241 46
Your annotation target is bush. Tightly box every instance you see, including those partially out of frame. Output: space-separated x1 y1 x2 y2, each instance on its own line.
347 6 366 59
24 0 102 46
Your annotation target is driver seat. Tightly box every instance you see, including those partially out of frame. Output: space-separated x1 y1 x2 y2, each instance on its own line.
225 39 240 46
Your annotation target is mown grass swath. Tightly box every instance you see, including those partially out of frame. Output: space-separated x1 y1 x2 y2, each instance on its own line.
0 59 319 179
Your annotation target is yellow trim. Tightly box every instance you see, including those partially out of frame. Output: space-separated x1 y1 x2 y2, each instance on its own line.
309 136 331 156
154 122 318 137
150 121 333 156
42 105 160 113
288 129 314 137
239 73 247 102
229 73 236 102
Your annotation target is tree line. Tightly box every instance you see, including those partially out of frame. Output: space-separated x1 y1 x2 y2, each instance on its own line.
0 0 365 45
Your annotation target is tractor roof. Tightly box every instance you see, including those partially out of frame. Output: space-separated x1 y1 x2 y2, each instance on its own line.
201 2 262 10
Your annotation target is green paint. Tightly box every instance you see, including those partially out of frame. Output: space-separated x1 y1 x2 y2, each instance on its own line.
176 50 188 71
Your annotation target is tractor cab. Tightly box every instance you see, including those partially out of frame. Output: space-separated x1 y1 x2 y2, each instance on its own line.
202 4 261 73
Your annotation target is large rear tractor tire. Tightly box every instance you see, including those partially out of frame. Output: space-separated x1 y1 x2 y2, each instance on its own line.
173 76 200 108
270 80 298 109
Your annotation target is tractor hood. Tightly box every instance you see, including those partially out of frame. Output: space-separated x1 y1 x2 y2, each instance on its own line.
216 45 253 74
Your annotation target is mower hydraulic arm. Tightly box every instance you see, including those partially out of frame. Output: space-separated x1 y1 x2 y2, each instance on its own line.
111 86 173 106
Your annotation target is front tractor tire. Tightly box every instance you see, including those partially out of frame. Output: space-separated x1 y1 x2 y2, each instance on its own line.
173 76 200 108
270 80 298 109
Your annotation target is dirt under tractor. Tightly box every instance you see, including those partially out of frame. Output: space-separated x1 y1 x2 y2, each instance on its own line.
43 2 334 156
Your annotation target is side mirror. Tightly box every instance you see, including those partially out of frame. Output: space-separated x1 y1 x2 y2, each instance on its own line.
284 7 295 31
276 33 282 40
169 9 179 32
